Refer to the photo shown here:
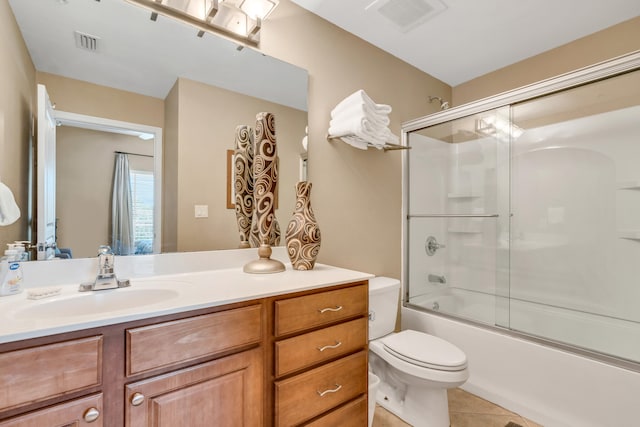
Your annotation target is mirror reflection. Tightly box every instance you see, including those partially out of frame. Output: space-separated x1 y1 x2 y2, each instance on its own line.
6 0 308 260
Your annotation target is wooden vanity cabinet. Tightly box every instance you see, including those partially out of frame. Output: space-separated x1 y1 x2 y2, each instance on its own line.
271 282 369 426
0 280 369 426
123 304 264 427
0 300 265 426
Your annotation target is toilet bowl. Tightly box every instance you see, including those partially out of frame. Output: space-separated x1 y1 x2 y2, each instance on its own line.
368 277 469 427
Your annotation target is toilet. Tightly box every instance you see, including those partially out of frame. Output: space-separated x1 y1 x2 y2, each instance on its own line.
368 277 469 427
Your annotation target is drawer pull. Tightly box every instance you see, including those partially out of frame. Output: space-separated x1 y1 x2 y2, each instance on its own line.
130 392 145 406
83 407 100 423
317 384 342 397
318 305 343 314
317 341 342 352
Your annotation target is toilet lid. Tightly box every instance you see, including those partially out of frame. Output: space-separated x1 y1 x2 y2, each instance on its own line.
381 330 467 371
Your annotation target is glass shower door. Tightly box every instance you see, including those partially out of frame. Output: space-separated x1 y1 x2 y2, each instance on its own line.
405 107 510 327
509 68 640 362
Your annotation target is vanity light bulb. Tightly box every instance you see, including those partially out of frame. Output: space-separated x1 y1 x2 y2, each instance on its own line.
240 0 278 20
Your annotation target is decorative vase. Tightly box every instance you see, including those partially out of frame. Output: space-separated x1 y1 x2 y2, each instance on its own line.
234 125 253 249
243 112 285 274
285 181 321 270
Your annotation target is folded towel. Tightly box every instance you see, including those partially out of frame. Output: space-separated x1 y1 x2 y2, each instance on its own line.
331 90 392 118
328 116 399 146
0 181 20 226
330 102 391 127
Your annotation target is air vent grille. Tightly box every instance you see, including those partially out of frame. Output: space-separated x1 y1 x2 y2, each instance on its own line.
374 0 447 33
74 31 100 52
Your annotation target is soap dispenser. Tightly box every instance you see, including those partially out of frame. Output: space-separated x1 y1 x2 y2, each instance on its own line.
0 244 24 296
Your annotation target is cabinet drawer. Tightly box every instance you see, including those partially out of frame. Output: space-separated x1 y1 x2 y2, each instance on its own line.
127 304 262 376
0 336 102 412
275 284 367 336
303 395 368 427
275 317 367 377
275 350 367 426
0 393 103 427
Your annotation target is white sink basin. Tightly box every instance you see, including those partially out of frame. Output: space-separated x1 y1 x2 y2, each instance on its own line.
11 286 184 319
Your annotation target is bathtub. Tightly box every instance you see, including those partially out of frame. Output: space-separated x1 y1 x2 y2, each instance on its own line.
410 288 640 362
403 288 640 427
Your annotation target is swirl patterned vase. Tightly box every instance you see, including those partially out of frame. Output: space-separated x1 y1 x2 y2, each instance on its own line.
243 112 285 274
234 125 253 248
285 181 321 270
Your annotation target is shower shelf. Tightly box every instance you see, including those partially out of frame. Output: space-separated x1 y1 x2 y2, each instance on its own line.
616 181 640 189
409 214 499 218
618 231 640 240
447 193 482 199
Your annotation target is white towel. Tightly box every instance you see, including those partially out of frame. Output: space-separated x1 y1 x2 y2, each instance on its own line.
0 182 20 226
328 116 399 147
330 102 390 127
331 90 392 117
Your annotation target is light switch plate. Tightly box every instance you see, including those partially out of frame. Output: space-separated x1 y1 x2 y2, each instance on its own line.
194 205 209 218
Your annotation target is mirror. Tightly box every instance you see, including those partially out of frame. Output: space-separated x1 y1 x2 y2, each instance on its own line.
6 0 308 259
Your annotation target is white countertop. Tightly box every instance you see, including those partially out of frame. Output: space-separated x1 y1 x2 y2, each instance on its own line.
0 249 373 344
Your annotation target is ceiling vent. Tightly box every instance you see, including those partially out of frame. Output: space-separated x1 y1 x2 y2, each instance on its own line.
74 31 100 52
370 0 447 33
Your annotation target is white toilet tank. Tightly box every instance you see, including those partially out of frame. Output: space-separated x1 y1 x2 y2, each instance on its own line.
369 277 401 340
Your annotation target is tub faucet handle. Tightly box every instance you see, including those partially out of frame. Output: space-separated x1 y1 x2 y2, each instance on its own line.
425 236 446 256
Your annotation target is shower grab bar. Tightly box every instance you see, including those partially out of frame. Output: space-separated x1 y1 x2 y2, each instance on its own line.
408 214 499 218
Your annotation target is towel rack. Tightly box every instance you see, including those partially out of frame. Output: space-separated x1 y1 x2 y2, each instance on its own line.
326 135 411 151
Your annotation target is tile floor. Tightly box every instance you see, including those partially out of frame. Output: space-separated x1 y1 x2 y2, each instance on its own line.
372 388 543 427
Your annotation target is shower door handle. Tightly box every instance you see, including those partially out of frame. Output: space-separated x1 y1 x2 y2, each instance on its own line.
425 236 446 256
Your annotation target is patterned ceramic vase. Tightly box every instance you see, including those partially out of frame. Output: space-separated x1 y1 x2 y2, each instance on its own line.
249 112 280 248
234 125 253 248
285 181 321 270
243 112 285 274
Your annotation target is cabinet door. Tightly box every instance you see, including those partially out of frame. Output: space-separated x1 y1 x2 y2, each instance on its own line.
0 394 103 427
125 348 262 427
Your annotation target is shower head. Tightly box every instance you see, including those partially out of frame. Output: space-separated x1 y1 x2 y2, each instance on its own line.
428 95 450 110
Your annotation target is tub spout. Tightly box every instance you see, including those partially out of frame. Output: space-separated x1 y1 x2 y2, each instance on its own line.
428 274 446 284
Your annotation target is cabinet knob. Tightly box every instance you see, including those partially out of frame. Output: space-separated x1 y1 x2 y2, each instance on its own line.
83 407 100 423
130 392 145 406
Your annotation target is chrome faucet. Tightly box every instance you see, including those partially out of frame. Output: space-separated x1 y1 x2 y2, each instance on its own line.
79 245 130 292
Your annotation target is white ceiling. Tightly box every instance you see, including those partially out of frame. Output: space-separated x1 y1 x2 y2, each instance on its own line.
8 0 308 110
290 0 640 86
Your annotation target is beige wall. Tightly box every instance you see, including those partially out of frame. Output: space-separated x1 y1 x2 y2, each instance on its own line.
36 72 164 128
261 1 452 278
170 78 307 252
163 82 179 253
0 1 35 248
56 127 153 258
453 16 640 105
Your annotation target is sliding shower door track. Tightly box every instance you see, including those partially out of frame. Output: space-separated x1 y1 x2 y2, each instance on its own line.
408 214 499 218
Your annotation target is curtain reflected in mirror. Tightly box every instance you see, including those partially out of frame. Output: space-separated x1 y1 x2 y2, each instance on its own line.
111 153 134 255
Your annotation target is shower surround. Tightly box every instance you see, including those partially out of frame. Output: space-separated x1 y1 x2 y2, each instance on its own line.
401 51 640 426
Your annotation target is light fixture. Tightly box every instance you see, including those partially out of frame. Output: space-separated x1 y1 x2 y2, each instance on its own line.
125 0 278 46
476 115 523 140
239 0 278 20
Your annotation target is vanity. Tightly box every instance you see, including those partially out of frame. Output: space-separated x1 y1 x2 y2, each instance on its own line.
0 249 372 426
